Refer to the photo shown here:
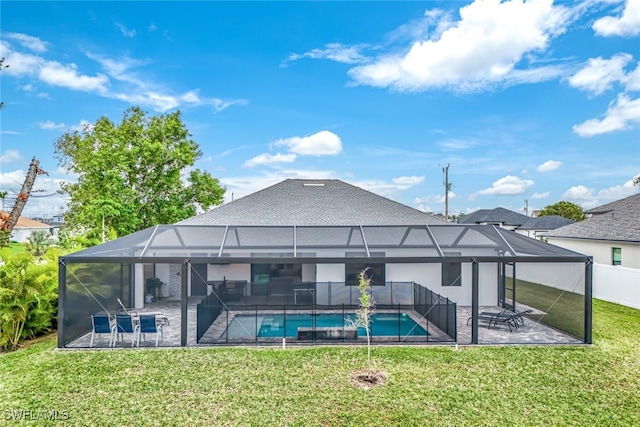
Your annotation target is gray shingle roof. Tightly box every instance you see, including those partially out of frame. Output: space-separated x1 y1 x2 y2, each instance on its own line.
544 193 640 242
518 215 574 230
459 207 529 226
179 179 448 226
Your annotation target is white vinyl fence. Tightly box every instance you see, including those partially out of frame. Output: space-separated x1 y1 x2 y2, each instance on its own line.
593 264 640 310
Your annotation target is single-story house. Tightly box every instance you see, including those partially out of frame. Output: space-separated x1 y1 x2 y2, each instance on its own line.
517 215 574 240
2 213 54 243
58 179 592 349
543 193 639 309
459 207 573 239
544 193 640 269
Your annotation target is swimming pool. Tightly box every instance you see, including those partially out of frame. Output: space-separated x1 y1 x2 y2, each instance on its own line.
224 312 428 339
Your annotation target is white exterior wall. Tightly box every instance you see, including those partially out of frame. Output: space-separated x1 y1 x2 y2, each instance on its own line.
387 262 497 306
207 263 250 281
594 264 640 309
301 264 316 282
546 237 640 269
134 264 145 309
316 263 345 304
207 263 250 294
516 262 586 295
11 226 51 243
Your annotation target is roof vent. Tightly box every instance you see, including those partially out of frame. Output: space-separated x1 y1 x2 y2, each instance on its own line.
303 183 325 187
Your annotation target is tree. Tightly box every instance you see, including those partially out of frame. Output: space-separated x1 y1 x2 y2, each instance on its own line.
25 230 55 257
539 201 586 221
634 175 640 187
54 107 225 238
348 268 386 389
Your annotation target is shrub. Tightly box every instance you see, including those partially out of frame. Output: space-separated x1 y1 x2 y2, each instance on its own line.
0 248 59 351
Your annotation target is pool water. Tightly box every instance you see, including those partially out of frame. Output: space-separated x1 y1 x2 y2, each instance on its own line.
226 313 428 338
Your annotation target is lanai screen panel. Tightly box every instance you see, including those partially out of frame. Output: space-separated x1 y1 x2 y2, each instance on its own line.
221 226 295 255
65 227 156 258
496 228 583 257
429 225 512 256
296 226 365 250
361 226 441 257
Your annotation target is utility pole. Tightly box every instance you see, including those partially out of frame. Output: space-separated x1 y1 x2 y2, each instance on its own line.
524 199 529 217
443 164 451 221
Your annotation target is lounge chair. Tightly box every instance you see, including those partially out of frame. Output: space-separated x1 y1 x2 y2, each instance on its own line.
113 314 139 347
509 309 533 325
90 314 115 347
136 314 163 347
467 310 519 332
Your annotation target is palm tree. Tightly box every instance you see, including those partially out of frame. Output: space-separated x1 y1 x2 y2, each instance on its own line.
25 230 54 257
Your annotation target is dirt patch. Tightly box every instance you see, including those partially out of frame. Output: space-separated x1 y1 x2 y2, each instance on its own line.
349 369 387 390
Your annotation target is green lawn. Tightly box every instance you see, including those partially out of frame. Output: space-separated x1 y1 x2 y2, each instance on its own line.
514 278 585 338
1 299 639 426
4 242 27 256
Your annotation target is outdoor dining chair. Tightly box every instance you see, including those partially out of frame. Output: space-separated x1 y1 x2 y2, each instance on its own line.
114 314 139 347
90 314 115 348
136 314 163 347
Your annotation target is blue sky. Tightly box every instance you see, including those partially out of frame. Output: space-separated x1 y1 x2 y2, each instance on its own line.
1 0 639 220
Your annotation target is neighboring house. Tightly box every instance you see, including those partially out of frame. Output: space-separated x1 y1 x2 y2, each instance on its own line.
459 207 529 231
58 179 592 348
544 193 640 269
543 193 640 309
517 215 574 240
1 213 53 243
459 207 572 239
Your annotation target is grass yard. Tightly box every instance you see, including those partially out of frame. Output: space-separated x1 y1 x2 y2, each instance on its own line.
1 299 639 426
514 278 585 338
4 242 27 256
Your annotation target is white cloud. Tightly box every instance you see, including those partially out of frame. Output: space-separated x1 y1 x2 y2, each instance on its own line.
283 43 369 67
4 32 48 52
0 149 22 164
531 192 550 199
38 120 66 130
210 98 249 113
116 23 136 38
476 175 535 196
537 160 562 172
274 130 342 156
39 61 109 92
392 176 424 187
561 178 639 208
597 177 639 200
70 120 92 132
348 0 574 92
414 192 456 204
568 53 633 95
625 62 640 91
438 138 478 150
0 43 46 76
2 35 247 114
593 0 640 37
0 130 21 135
573 93 640 136
243 153 298 168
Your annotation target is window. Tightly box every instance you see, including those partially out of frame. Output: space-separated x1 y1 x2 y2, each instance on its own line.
442 262 462 286
345 263 385 286
612 247 622 266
